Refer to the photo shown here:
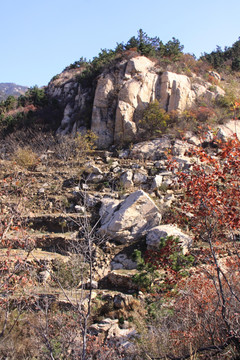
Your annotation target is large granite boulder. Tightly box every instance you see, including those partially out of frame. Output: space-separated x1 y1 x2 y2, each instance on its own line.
130 137 171 160
146 224 193 254
91 74 116 147
146 225 193 254
217 119 240 140
99 190 162 243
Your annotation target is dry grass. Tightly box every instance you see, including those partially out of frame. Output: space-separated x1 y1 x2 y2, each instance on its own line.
12 146 39 170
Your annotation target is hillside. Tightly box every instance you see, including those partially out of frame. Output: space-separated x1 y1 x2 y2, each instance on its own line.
0 82 28 101
0 126 239 359
0 32 240 360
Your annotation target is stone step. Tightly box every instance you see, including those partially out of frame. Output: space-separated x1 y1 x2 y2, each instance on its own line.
0 248 69 265
25 212 90 232
5 286 99 311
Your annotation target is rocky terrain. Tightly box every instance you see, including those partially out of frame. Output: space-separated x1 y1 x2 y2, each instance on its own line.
1 117 239 359
0 41 240 359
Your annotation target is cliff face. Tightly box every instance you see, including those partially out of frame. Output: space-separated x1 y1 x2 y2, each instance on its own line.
47 55 224 148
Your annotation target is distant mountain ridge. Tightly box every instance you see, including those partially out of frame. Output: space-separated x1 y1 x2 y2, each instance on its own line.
0 83 28 101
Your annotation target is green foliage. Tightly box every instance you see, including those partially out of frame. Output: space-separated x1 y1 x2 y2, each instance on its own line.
145 297 174 320
163 37 184 60
17 94 27 107
201 37 240 71
77 49 117 88
132 249 159 291
169 249 194 272
3 115 17 129
0 110 36 134
132 237 194 293
50 74 60 82
139 100 170 138
132 249 146 270
0 86 50 134
64 56 89 71
3 95 16 111
123 29 184 59
217 93 236 108
145 236 194 272
24 86 48 107
72 30 184 89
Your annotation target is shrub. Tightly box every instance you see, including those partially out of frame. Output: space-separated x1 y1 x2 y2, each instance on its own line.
132 249 159 292
139 100 170 139
74 130 98 162
52 255 89 289
12 146 39 170
145 236 194 273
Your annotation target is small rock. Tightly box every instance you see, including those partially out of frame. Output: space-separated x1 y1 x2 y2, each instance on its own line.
87 174 104 183
120 170 134 189
110 161 119 168
85 161 102 174
112 166 121 173
82 183 89 190
75 205 85 213
111 253 137 270
118 149 130 159
151 175 163 190
133 170 148 185
85 280 98 289
106 270 138 290
38 270 51 283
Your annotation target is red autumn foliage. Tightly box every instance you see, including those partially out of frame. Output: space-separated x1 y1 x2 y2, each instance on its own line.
165 134 240 357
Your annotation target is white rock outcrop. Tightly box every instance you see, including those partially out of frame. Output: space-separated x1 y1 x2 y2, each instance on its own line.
49 55 225 148
99 190 162 243
151 175 163 190
160 72 194 112
130 137 171 160
217 119 240 140
111 253 137 270
114 57 159 145
120 170 134 189
146 224 193 254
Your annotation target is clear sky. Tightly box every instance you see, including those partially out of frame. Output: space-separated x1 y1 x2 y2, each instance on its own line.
1 0 240 88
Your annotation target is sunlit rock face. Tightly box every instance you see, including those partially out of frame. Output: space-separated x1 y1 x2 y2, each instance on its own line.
48 56 224 148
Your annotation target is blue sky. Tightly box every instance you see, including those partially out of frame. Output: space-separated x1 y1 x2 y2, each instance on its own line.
1 0 240 88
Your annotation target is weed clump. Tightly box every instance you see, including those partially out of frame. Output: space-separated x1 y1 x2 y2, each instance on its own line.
12 146 38 170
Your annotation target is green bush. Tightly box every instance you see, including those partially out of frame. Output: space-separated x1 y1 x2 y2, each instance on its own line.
201 36 240 72
132 250 159 291
146 236 194 272
139 100 170 138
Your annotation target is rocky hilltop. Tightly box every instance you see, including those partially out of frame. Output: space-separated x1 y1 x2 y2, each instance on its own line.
47 55 224 148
